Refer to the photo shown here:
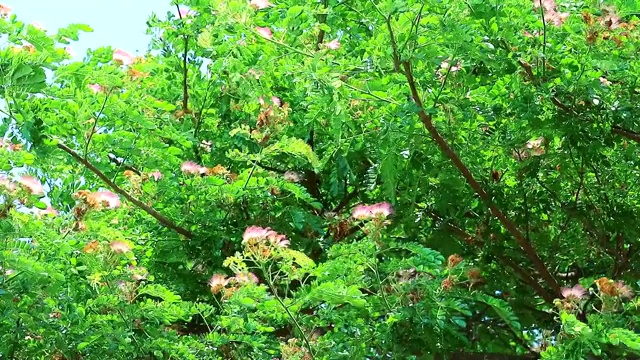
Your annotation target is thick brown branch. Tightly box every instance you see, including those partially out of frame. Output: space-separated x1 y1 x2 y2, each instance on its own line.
429 211 556 304
401 60 561 296
57 143 194 239
611 125 640 143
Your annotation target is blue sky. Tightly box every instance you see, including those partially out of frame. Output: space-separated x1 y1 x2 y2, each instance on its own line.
10 0 174 60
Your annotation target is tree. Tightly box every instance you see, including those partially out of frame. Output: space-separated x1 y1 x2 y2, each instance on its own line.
0 0 639 359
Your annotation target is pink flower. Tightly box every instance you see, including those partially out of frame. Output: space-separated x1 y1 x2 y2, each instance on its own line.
599 77 612 86
112 49 134 66
532 0 556 11
284 171 302 183
181 161 207 175
177 7 195 18
18 176 44 195
561 284 587 301
65 46 75 57
109 240 132 253
616 281 634 299
235 272 259 284
259 96 281 107
148 170 163 181
0 176 16 192
267 232 290 248
242 226 274 244
87 84 104 94
324 39 341 50
531 0 569 27
256 27 273 40
352 202 394 220
369 202 394 218
352 204 372 220
93 190 121 209
37 206 58 217
249 0 271 10
209 274 228 294
0 4 11 17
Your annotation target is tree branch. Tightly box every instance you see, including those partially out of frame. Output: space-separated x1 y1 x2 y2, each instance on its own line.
84 88 113 159
315 0 329 50
401 60 561 296
176 4 190 114
57 143 194 239
429 210 556 304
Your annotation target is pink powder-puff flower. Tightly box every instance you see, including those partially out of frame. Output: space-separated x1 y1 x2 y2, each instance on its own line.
112 49 134 65
93 190 121 209
208 274 229 294
0 4 11 17
267 232 290 248
18 176 44 195
181 161 207 175
177 7 195 18
242 226 274 244
148 170 163 181
352 202 394 220
256 27 273 40
616 281 634 299
369 202 394 218
249 0 271 10
324 39 341 50
561 284 587 301
88 84 104 94
351 204 372 220
109 240 132 253
37 206 58 217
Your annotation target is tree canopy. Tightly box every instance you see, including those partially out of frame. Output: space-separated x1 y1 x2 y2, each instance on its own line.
1 0 640 359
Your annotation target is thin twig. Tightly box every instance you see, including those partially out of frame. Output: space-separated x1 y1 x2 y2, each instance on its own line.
340 81 401 105
84 88 113 159
176 3 190 113
538 0 547 77
315 0 329 50
57 143 194 239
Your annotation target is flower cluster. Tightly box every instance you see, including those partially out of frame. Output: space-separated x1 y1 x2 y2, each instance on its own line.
0 139 23 151
87 83 105 94
532 0 569 27
71 190 121 231
561 284 587 301
595 277 634 299
447 254 463 269
243 226 290 248
209 271 259 299
351 202 394 220
0 4 11 17
113 49 134 66
180 161 234 180
73 190 121 210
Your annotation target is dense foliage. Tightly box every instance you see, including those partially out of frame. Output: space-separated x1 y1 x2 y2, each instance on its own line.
1 0 640 358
